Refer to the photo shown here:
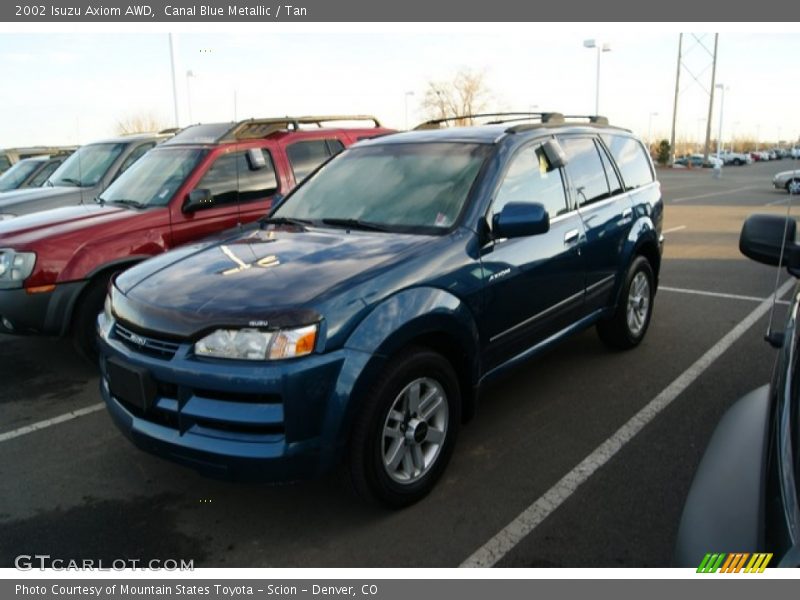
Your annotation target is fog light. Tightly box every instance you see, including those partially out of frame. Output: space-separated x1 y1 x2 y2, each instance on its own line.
2 317 13 331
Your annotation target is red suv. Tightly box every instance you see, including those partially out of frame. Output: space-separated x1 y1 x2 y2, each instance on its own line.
0 115 391 356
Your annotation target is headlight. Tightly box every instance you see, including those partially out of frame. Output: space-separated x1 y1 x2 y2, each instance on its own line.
0 249 36 288
97 294 114 340
194 324 318 361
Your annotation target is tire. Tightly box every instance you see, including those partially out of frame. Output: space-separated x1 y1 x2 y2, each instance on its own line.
597 255 655 350
72 275 111 363
733 159 743 166
787 179 800 195
347 347 461 508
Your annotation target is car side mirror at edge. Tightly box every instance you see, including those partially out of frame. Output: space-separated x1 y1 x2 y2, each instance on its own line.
492 202 549 239
183 188 215 213
739 214 800 273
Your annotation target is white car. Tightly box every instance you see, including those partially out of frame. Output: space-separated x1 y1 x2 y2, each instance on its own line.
718 151 752 166
773 169 800 194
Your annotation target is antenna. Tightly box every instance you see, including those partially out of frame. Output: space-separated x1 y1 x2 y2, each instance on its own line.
76 116 85 205
234 90 242 230
766 190 795 348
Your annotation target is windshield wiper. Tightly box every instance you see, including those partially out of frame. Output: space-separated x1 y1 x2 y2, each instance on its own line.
108 199 146 209
320 218 388 232
260 216 312 228
57 177 84 187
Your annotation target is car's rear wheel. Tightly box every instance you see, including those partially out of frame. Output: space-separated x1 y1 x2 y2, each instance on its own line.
787 179 800 195
72 275 111 363
348 348 460 508
597 255 655 350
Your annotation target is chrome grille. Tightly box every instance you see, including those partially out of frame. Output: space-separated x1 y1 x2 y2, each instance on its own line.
114 323 180 358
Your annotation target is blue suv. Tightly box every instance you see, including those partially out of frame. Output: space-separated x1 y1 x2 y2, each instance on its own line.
97 113 663 507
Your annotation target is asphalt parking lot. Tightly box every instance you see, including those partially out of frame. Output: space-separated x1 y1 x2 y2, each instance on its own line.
1 158 799 568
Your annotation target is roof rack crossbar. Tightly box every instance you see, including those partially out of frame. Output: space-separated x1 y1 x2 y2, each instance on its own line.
220 115 382 141
414 112 561 130
562 114 610 125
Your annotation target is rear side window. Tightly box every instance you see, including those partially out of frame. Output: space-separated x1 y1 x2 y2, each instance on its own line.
601 134 654 190
493 144 568 218
196 150 278 205
286 139 341 182
119 142 155 174
559 137 611 207
28 160 61 187
0 156 10 172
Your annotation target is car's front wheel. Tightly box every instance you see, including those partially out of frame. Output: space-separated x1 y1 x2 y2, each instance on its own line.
348 348 461 508
597 255 655 350
787 179 800 195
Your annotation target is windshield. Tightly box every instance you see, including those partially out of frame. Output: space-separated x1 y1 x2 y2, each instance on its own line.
0 159 41 191
47 143 126 187
99 147 206 208
274 142 489 232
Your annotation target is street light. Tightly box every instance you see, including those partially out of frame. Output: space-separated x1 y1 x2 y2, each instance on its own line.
647 112 659 149
715 84 728 159
583 39 611 115
186 69 196 125
404 91 415 130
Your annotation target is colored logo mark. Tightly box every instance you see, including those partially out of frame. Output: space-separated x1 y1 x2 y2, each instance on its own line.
697 552 773 573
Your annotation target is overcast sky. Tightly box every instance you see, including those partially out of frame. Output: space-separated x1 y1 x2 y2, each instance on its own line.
1 27 799 147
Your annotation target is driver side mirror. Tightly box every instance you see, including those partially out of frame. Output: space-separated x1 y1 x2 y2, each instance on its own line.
740 214 800 272
492 202 550 239
183 188 215 213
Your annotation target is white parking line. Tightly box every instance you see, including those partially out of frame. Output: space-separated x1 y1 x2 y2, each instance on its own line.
670 185 760 203
660 285 791 305
0 402 105 444
460 277 795 568
662 225 687 234
765 197 791 206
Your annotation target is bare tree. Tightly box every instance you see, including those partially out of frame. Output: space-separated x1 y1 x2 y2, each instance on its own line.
420 69 492 126
116 112 169 135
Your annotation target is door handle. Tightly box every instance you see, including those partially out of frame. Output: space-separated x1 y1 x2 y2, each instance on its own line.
564 229 580 245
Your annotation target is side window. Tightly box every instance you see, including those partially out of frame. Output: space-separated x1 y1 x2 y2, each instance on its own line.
119 142 155 174
559 137 611 207
28 160 61 187
326 139 345 155
597 143 623 196
600 134 654 191
286 140 337 182
0 156 11 173
493 144 569 219
196 150 278 206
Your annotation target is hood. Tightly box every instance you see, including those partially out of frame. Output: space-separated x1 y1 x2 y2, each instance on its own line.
0 185 88 215
0 203 135 247
116 225 435 332
775 169 800 179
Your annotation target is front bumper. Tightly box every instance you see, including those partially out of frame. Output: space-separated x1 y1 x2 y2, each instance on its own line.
98 316 373 482
0 281 85 336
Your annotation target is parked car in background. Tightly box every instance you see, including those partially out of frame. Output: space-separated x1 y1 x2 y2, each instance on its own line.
0 153 73 193
97 112 663 507
0 145 77 175
674 154 723 168
773 168 800 194
791 147 800 159
0 115 391 357
718 151 752 166
674 214 800 568
0 131 175 219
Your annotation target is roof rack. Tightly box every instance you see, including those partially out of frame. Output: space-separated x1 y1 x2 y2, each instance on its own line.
219 115 382 141
415 112 614 133
414 112 567 130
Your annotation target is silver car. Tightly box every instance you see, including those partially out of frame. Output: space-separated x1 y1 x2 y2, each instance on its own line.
773 169 800 194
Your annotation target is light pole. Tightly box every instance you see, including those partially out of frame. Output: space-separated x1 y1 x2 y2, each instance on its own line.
583 39 611 115
714 84 727 160
756 124 761 152
404 91 414 130
647 112 659 149
186 70 196 125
